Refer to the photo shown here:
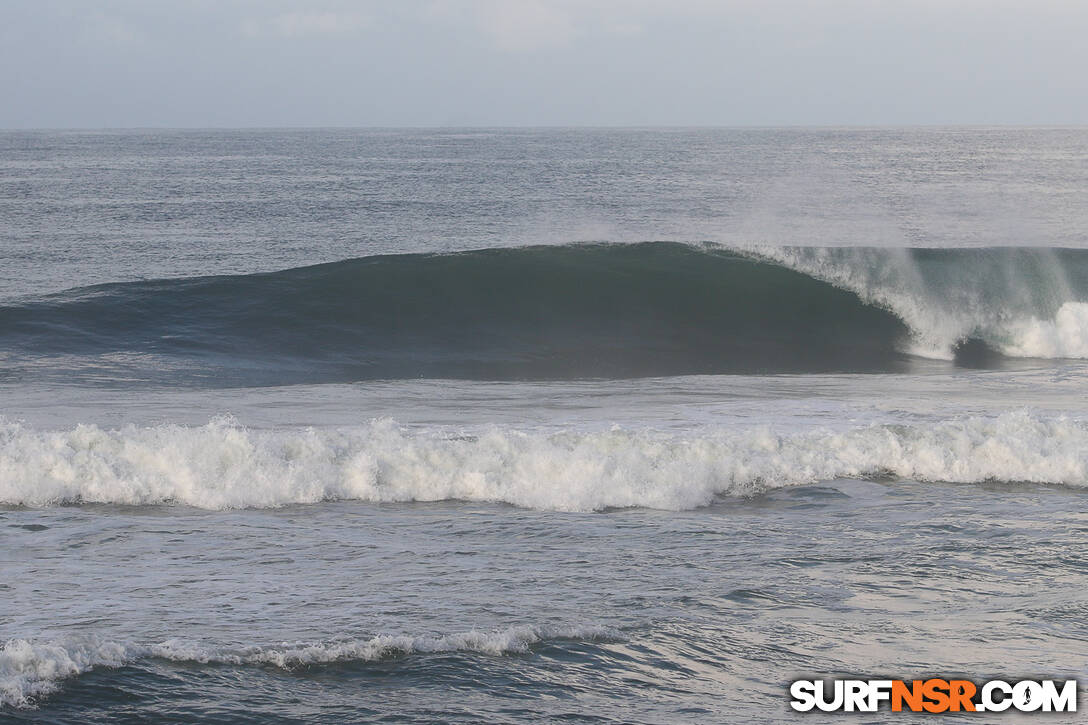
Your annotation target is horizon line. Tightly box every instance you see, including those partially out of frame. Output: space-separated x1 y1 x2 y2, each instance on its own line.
4 123 1088 132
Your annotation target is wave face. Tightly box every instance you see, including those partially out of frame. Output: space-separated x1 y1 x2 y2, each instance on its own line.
1 412 1084 511
2 242 1088 385
0 625 617 708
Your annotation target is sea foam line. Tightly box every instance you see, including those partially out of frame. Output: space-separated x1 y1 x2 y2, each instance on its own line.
0 411 1086 512
0 624 619 708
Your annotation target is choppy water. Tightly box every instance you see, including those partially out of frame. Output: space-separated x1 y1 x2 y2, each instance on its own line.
2 129 1088 723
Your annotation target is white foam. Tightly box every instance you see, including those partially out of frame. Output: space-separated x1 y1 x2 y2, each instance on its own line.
0 637 130 708
1 412 1086 512
0 625 616 708
1000 301 1088 358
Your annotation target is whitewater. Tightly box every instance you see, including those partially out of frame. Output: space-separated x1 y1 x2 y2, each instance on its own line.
3 128 1088 724
2 411 1087 511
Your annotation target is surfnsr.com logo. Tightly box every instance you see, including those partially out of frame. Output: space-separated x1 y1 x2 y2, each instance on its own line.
789 679 1077 713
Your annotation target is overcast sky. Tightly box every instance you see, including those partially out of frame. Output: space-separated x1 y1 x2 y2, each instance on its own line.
3 0 1088 128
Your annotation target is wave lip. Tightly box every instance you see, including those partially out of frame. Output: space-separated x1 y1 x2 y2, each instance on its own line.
0 625 619 709
1 411 1084 512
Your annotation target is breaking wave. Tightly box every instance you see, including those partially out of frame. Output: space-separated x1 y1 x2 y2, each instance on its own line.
3 243 1088 385
1 412 1085 512
0 625 618 708
747 245 1088 361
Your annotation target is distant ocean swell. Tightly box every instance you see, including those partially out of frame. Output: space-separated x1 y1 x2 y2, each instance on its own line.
3 243 1088 386
1 411 1084 511
0 625 620 709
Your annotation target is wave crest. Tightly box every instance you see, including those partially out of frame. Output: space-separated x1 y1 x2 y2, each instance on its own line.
1 625 617 708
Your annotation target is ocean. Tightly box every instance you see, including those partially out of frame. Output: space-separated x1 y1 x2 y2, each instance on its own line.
1 128 1087 723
